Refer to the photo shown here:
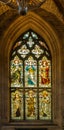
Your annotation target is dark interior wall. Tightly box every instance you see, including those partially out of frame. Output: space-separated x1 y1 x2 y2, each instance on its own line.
0 127 48 130
0 9 64 130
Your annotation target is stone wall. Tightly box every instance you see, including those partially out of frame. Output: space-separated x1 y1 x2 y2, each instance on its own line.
0 8 64 130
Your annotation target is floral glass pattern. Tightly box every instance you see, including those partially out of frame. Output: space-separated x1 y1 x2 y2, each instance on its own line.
10 29 52 121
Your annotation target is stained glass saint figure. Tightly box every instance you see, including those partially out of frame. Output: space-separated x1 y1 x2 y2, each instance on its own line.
25 90 37 119
25 56 37 87
39 56 51 87
11 56 23 87
26 64 36 85
39 90 51 119
11 89 23 119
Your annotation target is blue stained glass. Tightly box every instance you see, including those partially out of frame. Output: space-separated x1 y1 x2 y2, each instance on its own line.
25 56 37 88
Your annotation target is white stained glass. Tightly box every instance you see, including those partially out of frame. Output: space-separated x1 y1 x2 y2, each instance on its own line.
32 45 44 58
18 45 30 58
39 90 51 120
27 36 34 47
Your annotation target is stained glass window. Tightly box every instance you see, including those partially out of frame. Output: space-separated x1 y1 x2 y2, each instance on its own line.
10 29 52 121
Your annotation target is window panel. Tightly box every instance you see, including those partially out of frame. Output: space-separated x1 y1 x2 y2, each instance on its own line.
39 89 51 120
25 56 37 88
10 29 52 121
39 56 51 88
10 55 23 88
11 89 23 120
25 89 37 120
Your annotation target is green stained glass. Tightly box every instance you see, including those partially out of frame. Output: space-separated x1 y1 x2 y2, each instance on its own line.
10 29 52 121
31 32 38 39
10 55 23 87
23 32 29 39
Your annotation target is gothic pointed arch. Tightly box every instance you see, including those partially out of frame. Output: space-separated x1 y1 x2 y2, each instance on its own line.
0 11 62 130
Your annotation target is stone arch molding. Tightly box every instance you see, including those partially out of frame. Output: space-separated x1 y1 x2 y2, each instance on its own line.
2 11 60 58
1 11 62 129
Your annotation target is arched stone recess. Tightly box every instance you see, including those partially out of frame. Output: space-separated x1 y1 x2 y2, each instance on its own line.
0 12 62 129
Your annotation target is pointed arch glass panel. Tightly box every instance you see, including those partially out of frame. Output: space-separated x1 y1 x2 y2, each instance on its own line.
10 29 52 121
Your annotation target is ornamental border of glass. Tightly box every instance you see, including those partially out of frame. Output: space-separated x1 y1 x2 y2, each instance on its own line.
10 29 52 121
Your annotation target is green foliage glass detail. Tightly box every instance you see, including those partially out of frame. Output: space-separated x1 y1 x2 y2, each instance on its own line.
10 55 23 87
